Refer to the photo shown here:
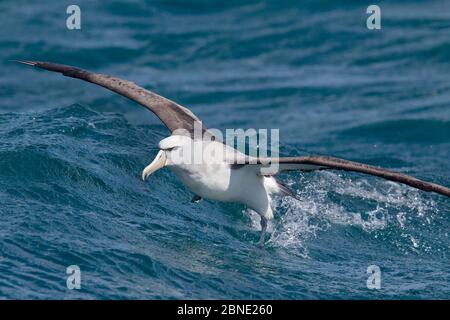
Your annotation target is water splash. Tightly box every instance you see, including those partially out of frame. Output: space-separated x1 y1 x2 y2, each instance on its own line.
261 170 443 255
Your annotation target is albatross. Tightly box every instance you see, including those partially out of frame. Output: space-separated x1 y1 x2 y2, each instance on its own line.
16 60 450 248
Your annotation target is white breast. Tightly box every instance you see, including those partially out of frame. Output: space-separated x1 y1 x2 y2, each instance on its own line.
171 163 233 201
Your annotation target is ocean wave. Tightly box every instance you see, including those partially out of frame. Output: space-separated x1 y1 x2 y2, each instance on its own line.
1 0 449 299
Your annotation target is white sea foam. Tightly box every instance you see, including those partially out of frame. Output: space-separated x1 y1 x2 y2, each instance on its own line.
258 171 439 253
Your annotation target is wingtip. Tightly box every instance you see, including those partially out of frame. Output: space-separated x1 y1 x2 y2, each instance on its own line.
12 60 38 66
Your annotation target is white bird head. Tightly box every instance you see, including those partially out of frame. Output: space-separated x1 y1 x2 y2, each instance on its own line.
141 135 194 181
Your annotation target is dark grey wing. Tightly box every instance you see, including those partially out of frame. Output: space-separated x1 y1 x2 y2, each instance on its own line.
248 156 450 198
16 60 204 135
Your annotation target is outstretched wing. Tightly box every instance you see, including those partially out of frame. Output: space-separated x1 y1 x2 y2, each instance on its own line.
16 60 204 135
244 156 450 198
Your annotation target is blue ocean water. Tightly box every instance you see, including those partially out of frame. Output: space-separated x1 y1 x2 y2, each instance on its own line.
0 0 449 299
